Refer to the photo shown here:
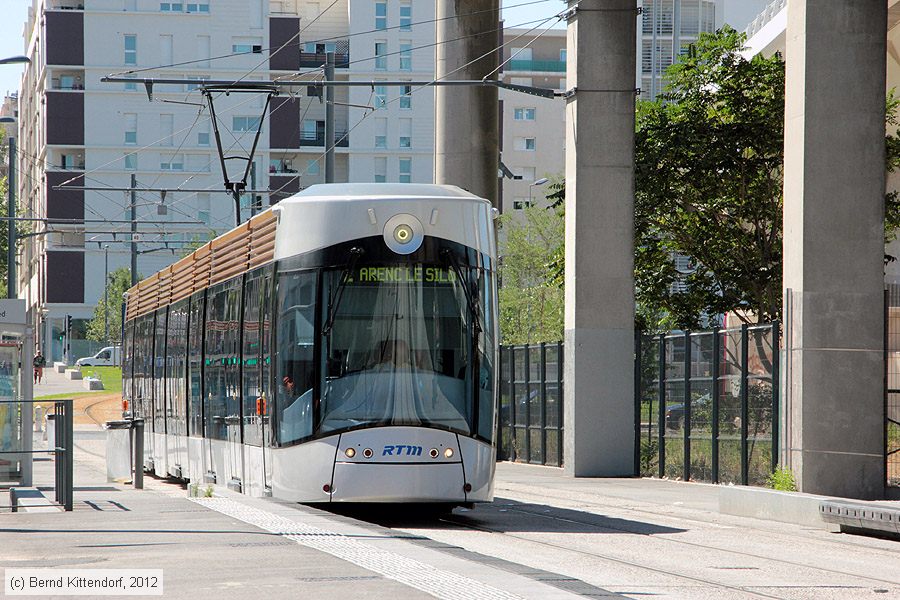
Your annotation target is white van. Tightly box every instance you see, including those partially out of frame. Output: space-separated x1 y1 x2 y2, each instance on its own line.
75 346 121 367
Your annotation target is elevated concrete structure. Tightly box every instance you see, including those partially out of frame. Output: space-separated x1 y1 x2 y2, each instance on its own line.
434 0 500 205
563 0 636 476
783 1 887 499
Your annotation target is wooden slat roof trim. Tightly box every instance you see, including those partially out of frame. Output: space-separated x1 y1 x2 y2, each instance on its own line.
124 208 276 321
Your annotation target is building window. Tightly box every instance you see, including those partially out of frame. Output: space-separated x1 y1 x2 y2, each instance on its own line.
399 118 411 149
232 37 262 54
375 117 387 149
374 84 387 109
560 49 567 62
374 157 387 183
375 1 387 30
302 119 318 141
186 2 209 13
124 76 137 91
160 114 174 147
198 193 210 225
307 159 320 175
233 116 261 132
399 42 412 71
160 3 184 11
161 154 185 170
124 153 137 170
400 1 411 30
399 157 411 184
399 84 412 109
514 166 536 181
198 130 209 146
124 35 137 66
513 198 532 210
513 107 536 121
124 113 137 145
514 137 536 151
375 41 387 70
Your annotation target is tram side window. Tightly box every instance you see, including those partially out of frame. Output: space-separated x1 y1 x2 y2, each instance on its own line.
477 270 497 442
242 271 263 446
204 279 242 441
166 299 189 437
188 293 205 437
134 314 154 424
261 270 274 447
276 270 317 446
153 309 168 434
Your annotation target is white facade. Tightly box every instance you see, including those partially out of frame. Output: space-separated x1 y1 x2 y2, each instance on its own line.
638 0 769 100
16 0 444 362
498 29 566 215
346 0 435 185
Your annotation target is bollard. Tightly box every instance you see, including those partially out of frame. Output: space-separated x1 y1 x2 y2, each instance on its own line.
133 419 144 490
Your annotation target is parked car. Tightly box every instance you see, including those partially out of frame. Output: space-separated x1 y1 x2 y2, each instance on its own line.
75 346 121 367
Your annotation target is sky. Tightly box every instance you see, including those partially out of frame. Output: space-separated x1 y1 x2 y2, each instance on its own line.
0 0 565 101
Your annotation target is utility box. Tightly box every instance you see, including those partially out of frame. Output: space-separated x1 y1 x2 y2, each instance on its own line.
104 420 133 483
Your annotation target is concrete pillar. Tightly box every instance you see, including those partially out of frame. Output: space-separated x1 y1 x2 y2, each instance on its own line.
434 0 499 205
563 0 636 476
783 1 886 499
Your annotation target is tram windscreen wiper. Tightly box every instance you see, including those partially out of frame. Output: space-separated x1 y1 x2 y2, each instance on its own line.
441 249 481 334
322 247 364 336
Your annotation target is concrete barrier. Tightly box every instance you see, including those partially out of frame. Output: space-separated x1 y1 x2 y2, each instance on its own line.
719 485 834 529
65 369 83 380
83 378 104 390
53 362 66 373
10 487 59 513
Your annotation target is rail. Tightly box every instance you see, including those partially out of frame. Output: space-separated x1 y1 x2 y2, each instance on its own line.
744 0 787 40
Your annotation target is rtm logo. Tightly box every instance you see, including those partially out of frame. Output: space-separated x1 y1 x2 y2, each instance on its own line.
383 445 423 457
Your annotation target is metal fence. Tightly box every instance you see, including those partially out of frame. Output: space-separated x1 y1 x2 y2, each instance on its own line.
635 324 780 485
497 342 564 467
885 286 900 488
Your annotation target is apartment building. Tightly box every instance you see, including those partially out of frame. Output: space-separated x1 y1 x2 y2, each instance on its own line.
639 0 768 100
498 28 566 214
1 94 16 180
16 0 432 362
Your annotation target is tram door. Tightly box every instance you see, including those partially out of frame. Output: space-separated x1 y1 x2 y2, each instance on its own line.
261 271 273 492
240 270 270 496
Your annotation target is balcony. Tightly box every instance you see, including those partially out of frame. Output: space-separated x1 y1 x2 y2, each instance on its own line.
299 131 349 147
47 0 84 9
299 40 351 69
50 71 85 90
506 59 566 73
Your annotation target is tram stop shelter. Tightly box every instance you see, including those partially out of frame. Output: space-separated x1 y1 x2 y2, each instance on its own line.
0 299 36 489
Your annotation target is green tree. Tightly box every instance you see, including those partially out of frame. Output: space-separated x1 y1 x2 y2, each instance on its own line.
549 28 900 330
634 27 786 329
498 202 564 344
86 267 132 342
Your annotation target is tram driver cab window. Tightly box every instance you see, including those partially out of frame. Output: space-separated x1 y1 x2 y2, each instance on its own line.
276 271 317 445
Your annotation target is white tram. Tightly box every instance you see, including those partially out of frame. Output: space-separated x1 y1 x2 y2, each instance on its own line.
122 184 499 504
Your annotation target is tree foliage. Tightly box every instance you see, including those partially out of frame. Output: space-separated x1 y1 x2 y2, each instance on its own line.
498 202 564 344
634 27 786 329
86 267 132 342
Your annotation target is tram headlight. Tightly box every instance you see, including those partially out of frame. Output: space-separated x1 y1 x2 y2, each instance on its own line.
383 214 424 254
345 448 356 458
444 448 454 459
393 224 414 245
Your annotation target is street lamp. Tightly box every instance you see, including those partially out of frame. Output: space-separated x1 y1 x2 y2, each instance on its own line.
0 56 30 66
103 245 110 346
529 177 549 207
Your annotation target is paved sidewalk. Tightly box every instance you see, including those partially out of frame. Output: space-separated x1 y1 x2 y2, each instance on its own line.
33 363 92 398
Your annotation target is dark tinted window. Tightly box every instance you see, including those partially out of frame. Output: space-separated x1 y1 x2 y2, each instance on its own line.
153 309 167 433
275 270 317 446
167 299 189 437
242 271 263 446
188 293 205 437
204 278 242 441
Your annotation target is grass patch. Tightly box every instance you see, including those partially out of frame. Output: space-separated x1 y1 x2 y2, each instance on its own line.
34 391 108 401
78 366 122 393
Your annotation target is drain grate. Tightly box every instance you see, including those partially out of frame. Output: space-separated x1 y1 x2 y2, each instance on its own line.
192 497 524 600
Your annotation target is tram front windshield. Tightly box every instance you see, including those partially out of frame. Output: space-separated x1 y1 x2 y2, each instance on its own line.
319 264 473 434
